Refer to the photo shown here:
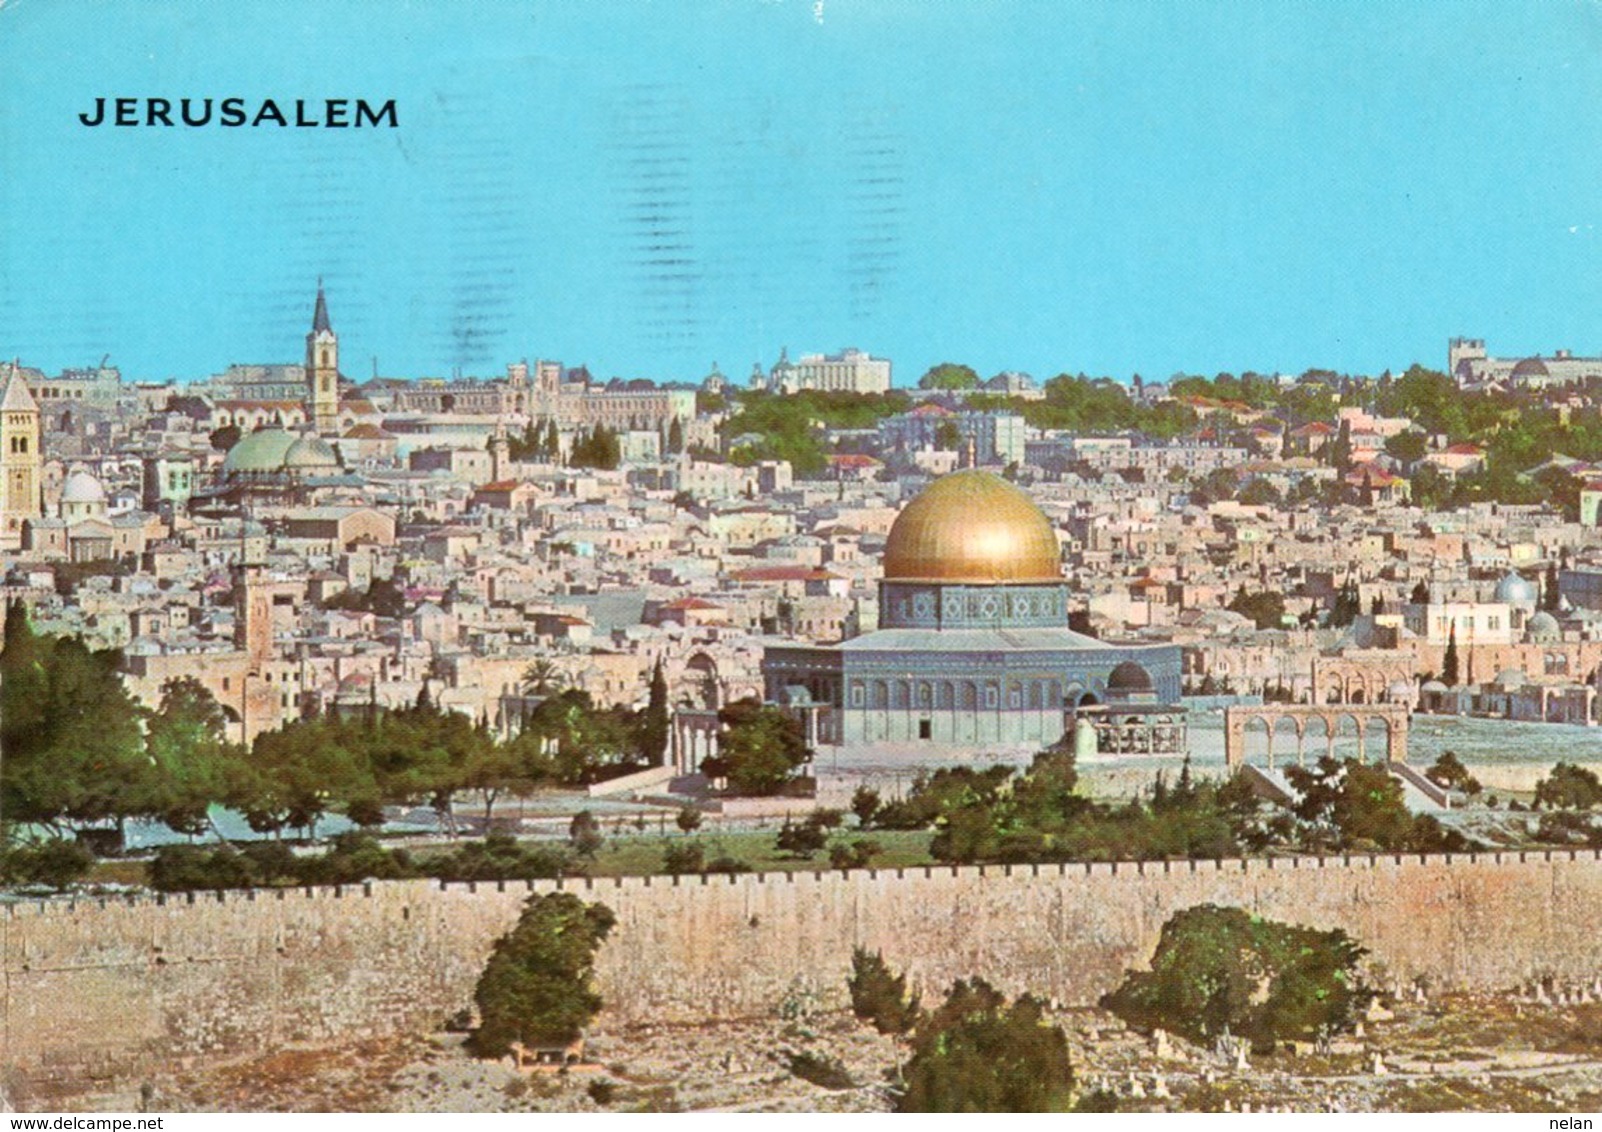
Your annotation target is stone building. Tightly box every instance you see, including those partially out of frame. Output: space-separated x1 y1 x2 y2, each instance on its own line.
0 365 42 549
751 347 892 394
762 469 1183 757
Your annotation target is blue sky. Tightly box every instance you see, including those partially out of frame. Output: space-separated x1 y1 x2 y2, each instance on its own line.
4 1 1602 385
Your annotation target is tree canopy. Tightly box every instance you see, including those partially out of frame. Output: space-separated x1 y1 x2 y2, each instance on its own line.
468 893 616 1057
1102 905 1367 1052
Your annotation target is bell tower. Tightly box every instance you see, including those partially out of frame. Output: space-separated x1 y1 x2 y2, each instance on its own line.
307 279 340 435
1 361 42 550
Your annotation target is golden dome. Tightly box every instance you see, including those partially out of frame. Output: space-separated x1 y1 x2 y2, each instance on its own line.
882 470 1063 583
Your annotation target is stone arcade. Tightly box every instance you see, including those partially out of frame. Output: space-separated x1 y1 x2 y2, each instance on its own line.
762 470 1183 760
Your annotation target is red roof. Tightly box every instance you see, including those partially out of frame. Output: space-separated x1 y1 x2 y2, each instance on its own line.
907 404 954 418
476 479 522 493
1443 443 1483 456
661 596 723 611
828 454 882 469
732 565 839 583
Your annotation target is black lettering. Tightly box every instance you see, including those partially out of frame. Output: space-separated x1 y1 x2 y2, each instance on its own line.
220 98 246 127
78 98 106 127
354 98 397 128
295 99 317 127
114 97 138 126
252 99 287 127
180 98 212 127
325 99 348 127
147 98 173 126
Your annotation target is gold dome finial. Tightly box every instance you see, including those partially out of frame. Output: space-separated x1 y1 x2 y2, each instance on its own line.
882 470 1062 584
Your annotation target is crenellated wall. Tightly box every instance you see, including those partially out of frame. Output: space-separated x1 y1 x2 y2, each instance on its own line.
6 850 1602 1107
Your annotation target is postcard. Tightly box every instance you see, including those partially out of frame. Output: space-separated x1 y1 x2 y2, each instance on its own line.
3 1 1601 1119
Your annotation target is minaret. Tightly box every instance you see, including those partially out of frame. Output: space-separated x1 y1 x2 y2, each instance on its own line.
306 279 340 436
0 361 43 549
234 514 273 664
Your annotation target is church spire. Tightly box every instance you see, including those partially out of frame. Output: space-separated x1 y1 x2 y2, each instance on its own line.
312 277 332 333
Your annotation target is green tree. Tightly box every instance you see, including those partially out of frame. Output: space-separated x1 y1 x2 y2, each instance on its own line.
1284 756 1427 851
897 979 1074 1112
568 810 603 857
1228 587 1287 630
1425 750 1481 796
710 697 810 796
848 947 921 1035
918 362 981 390
467 893 616 1058
144 676 240 838
640 660 670 766
674 805 702 834
1102 905 1367 1053
1383 431 1428 463
1534 762 1602 810
1443 622 1460 686
850 785 881 828
0 609 155 835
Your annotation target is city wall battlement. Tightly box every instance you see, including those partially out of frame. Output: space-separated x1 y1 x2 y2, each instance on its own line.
6 850 1602 1105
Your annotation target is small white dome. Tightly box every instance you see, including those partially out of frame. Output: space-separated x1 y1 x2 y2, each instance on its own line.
61 469 107 504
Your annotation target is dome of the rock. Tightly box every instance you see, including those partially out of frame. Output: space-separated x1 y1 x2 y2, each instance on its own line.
881 470 1062 584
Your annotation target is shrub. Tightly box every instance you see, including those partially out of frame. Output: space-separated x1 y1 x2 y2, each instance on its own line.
775 818 827 858
829 838 882 870
848 947 920 1035
1 838 94 889
675 806 702 834
850 785 881 828
787 1050 855 1090
1101 904 1367 1052
703 855 749 875
428 834 569 882
240 840 299 884
467 893 616 1058
896 979 1073 1112
662 842 705 875
147 844 254 892
569 811 604 857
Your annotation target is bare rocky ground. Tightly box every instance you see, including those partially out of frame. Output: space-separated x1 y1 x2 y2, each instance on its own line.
135 991 1602 1113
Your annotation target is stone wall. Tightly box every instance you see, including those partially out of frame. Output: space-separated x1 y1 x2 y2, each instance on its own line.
6 850 1602 1107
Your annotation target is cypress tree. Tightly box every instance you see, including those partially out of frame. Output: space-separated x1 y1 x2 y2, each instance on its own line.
641 660 670 766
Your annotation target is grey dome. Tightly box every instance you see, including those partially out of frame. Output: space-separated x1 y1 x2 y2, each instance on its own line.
283 434 340 471
222 428 296 474
1526 610 1560 642
1494 572 1537 604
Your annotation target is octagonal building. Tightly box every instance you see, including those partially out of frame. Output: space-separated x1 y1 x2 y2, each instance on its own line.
761 470 1183 756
